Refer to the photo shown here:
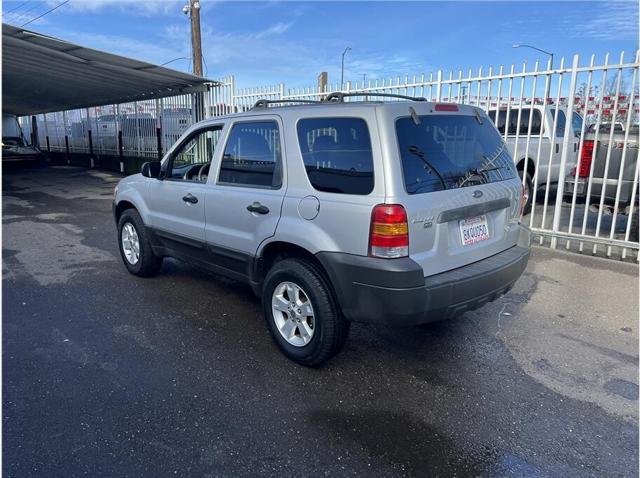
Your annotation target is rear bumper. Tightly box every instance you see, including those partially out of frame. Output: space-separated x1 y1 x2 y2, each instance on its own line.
317 226 531 326
564 177 588 198
564 176 634 208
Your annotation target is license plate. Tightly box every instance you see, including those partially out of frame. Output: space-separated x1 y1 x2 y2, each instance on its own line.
459 215 490 246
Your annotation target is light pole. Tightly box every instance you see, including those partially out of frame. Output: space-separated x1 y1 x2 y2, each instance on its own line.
513 44 554 100
340 47 351 89
512 43 553 70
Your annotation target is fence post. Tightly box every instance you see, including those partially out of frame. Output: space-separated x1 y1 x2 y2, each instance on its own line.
114 104 120 157
30 115 39 149
118 130 124 172
86 108 93 166
230 75 236 112
62 110 70 163
64 135 70 163
134 101 141 156
436 70 443 101
550 54 580 249
156 126 162 160
155 98 162 158
42 113 50 157
279 82 285 101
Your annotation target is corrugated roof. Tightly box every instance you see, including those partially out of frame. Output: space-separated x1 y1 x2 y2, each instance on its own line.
2 23 213 116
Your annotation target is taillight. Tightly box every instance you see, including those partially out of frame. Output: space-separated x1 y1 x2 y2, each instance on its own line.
578 140 594 177
369 204 409 258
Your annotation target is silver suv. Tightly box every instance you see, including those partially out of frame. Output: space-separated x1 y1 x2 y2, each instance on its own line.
113 94 531 366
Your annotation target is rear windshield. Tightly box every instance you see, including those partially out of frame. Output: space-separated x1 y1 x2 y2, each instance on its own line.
396 114 516 195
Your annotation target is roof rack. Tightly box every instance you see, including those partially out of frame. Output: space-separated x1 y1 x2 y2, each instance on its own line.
323 92 427 103
252 99 321 109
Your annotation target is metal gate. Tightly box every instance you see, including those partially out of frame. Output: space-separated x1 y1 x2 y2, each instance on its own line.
28 50 639 259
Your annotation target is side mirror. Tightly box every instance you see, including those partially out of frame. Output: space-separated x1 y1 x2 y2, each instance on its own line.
141 161 162 178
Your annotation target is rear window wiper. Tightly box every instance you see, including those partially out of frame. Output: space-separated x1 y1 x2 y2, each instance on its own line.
408 145 447 190
457 144 506 187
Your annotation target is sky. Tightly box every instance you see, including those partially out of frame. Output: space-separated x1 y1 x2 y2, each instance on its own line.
2 0 638 89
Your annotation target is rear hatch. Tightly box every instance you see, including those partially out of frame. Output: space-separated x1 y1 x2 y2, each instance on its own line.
384 105 523 277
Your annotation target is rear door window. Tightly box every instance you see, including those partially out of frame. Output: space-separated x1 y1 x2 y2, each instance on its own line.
396 113 516 195
296 117 374 195
218 120 282 188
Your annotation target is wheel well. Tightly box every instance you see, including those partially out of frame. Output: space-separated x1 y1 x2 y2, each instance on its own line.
517 158 535 179
257 242 327 283
115 200 136 221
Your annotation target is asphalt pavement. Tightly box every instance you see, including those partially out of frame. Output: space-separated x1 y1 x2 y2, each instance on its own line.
3 166 638 477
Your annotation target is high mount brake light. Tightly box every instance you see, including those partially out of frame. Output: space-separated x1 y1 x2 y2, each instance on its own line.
434 104 459 112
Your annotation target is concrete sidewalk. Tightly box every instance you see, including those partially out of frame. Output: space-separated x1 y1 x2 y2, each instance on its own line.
474 246 638 422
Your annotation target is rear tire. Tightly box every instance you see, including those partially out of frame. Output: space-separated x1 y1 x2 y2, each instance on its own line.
263 258 349 367
117 208 162 277
518 169 533 216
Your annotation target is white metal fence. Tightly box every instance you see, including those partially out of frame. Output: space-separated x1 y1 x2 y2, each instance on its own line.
27 50 639 259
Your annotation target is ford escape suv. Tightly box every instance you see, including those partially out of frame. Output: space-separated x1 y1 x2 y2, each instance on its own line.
113 93 531 366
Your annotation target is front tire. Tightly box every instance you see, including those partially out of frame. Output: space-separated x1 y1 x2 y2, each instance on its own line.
263 258 349 367
117 208 162 277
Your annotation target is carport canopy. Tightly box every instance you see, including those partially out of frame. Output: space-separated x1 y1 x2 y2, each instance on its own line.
2 23 213 116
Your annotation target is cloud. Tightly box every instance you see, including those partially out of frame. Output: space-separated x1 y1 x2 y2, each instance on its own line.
21 1 430 89
254 21 294 38
159 13 430 88
43 0 185 16
190 23 431 87
562 1 638 40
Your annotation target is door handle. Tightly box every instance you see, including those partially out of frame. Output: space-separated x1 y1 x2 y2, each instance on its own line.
182 193 198 204
246 202 269 215
555 143 559 154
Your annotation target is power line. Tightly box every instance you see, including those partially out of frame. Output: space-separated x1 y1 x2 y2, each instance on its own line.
9 1 42 23
21 0 69 27
5 1 30 14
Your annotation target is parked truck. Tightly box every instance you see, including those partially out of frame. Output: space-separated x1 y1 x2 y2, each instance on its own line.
564 122 639 241
486 105 582 214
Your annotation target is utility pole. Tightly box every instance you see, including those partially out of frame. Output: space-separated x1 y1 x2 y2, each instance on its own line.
183 0 205 120
190 0 203 77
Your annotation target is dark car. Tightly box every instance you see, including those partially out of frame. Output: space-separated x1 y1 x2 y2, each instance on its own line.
2 136 45 164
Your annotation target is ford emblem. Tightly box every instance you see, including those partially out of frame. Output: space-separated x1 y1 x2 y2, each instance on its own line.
473 190 483 198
